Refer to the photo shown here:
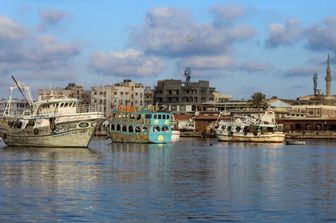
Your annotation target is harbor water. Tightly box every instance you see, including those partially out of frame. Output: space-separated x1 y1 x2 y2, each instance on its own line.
1 138 336 222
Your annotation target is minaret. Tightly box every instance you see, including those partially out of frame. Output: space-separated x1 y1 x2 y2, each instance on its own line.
325 53 332 97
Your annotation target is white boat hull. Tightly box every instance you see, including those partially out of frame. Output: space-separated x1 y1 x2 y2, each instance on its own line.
217 132 285 143
171 130 180 140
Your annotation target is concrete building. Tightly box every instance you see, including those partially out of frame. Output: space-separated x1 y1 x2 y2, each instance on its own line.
144 86 154 106
91 79 144 117
154 79 216 112
38 83 91 105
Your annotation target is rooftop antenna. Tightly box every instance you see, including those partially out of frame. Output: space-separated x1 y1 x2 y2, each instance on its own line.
184 67 191 84
184 34 192 85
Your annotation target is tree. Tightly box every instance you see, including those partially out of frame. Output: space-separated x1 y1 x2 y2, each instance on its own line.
249 92 268 120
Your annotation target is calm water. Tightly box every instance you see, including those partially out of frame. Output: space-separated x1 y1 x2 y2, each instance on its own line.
1 138 336 222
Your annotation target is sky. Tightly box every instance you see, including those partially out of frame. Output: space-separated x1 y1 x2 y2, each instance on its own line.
1 0 336 100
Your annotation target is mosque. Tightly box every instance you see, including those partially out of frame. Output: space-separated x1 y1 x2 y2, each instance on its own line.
296 54 336 103
281 54 336 137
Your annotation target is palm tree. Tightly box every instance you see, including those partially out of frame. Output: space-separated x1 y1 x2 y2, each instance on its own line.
249 92 268 120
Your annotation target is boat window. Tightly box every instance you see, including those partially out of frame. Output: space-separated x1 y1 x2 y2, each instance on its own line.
153 126 160 132
111 124 115 131
162 126 169 132
136 114 141 120
221 126 226 130
145 114 152 119
158 114 161 119
162 115 166 119
236 126 241 132
142 127 148 132
167 115 170 119
122 125 127 132
60 103 64 107
135 126 141 132
128 125 134 132
116 124 121 131
64 103 68 107
154 114 157 119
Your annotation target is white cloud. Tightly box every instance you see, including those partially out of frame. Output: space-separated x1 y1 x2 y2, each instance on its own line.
210 4 245 22
306 17 336 52
131 6 255 57
284 66 319 77
0 16 26 43
265 19 303 47
239 61 273 73
178 55 234 70
38 9 67 29
0 15 80 81
89 49 165 77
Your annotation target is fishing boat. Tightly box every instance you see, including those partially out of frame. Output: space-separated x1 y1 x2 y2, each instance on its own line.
215 110 285 143
103 106 172 143
0 77 104 147
171 130 180 140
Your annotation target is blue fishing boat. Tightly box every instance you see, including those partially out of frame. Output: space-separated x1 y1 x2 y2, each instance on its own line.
103 106 172 143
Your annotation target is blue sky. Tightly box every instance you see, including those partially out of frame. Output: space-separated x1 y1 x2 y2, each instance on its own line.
0 0 336 99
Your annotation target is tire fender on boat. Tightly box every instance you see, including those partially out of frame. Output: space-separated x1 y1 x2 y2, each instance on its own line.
34 128 39 135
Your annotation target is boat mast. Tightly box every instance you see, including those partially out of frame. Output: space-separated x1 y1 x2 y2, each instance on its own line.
11 76 33 112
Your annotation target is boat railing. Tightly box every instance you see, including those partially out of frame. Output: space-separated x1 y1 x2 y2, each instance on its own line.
1 110 26 119
76 104 105 113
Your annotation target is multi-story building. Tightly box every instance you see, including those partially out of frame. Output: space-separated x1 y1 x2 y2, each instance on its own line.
154 79 216 112
144 86 154 106
38 83 91 105
91 79 144 117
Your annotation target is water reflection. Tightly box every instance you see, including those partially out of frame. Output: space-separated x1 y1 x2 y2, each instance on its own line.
1 138 336 222
0 146 103 222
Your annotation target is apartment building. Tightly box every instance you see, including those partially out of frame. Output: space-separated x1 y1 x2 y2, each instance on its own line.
38 83 91 105
91 79 144 116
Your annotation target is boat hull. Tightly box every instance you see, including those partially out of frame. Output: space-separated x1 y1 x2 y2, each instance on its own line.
217 132 285 143
0 119 100 147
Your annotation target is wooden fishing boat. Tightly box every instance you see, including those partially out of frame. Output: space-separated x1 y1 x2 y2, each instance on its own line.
0 77 104 147
215 110 285 143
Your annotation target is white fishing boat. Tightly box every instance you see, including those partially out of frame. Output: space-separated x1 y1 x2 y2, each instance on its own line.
215 110 285 143
0 77 104 147
171 130 180 140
